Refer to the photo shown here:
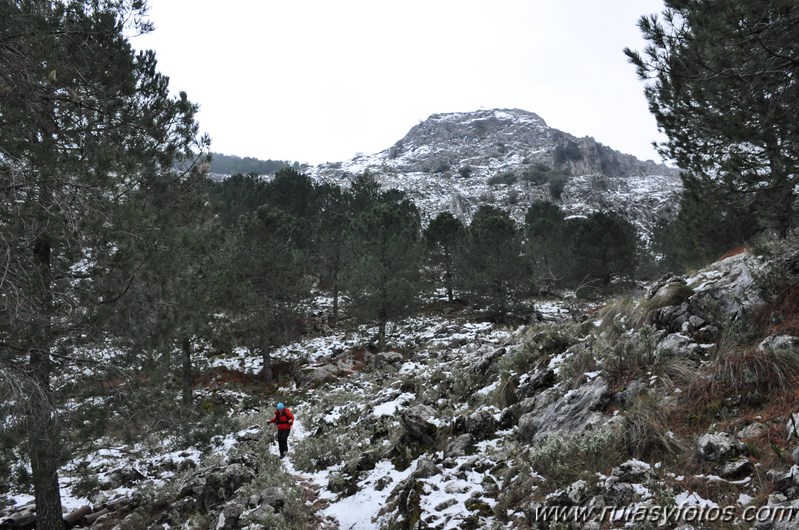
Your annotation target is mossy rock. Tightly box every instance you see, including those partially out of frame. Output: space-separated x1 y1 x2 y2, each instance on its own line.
464 497 493 517
643 281 694 311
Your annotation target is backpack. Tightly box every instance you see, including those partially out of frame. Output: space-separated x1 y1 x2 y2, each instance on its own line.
276 409 292 425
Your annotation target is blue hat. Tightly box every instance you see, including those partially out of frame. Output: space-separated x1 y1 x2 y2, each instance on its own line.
277 402 285 410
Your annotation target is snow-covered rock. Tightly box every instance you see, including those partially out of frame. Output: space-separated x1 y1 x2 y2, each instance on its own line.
305 108 679 237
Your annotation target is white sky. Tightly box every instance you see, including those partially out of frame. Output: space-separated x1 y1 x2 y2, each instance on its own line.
134 1 668 166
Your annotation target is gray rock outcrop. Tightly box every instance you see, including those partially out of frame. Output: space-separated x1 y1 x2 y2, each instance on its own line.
518 376 610 443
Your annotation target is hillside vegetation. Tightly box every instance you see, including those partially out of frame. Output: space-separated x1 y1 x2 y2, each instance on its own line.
1 1 798 530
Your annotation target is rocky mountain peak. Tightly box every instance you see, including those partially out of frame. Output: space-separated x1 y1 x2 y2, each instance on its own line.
394 108 549 153
307 108 681 237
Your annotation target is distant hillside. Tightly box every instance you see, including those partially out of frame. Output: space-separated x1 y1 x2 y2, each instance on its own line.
306 108 681 238
209 153 299 176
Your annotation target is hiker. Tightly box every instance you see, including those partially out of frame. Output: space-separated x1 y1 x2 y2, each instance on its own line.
268 402 294 458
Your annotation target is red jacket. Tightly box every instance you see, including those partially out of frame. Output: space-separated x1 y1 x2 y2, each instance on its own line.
269 408 294 431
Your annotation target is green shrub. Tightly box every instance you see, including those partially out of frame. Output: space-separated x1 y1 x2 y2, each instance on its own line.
595 296 640 339
238 450 309 530
488 172 518 186
179 414 237 451
493 462 537 523
292 433 350 472
527 427 622 486
548 174 568 200
521 322 582 360
557 343 600 387
433 161 451 173
553 141 583 164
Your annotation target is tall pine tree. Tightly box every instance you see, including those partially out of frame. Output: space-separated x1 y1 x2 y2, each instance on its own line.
229 206 309 382
625 0 799 237
0 2 207 525
460 206 529 319
424 212 466 304
345 200 422 351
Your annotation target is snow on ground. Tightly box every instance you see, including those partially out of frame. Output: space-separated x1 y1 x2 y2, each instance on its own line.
264 411 418 530
2 306 524 527
323 459 414 530
675 491 720 508
372 392 416 417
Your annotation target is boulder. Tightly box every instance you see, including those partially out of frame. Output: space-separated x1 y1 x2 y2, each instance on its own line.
693 324 721 342
186 463 256 511
768 465 799 491
518 376 610 443
696 432 743 462
214 502 244 530
355 449 381 472
465 409 497 441
759 335 799 354
612 460 652 483
646 276 691 305
655 333 703 362
738 422 765 439
720 458 754 480
787 413 799 440
602 479 635 506
689 253 766 322
651 303 692 333
517 369 556 399
259 487 286 512
412 457 442 479
400 404 438 446
471 346 506 373
751 496 799 530
564 479 590 505
374 351 405 370
445 434 475 458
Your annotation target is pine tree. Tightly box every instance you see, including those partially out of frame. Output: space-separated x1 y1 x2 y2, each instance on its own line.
625 0 799 237
264 167 318 222
423 212 466 303
314 183 352 326
345 200 423 351
523 200 569 290
567 211 639 288
651 179 760 270
229 206 309 382
460 205 529 319
0 2 206 525
127 177 225 407
209 173 272 227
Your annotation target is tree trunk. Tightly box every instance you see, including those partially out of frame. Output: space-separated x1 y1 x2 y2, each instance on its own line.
261 339 273 383
444 249 454 303
765 135 793 238
29 235 64 530
378 319 386 352
331 285 339 328
181 337 193 406
28 382 63 530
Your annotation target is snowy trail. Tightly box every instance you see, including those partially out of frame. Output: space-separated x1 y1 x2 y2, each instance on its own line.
266 409 413 530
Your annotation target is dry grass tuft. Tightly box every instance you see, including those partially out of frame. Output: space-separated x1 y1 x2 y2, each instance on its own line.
621 396 687 462
714 345 799 401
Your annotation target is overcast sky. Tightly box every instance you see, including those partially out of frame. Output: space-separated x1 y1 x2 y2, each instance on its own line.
135 1 669 166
